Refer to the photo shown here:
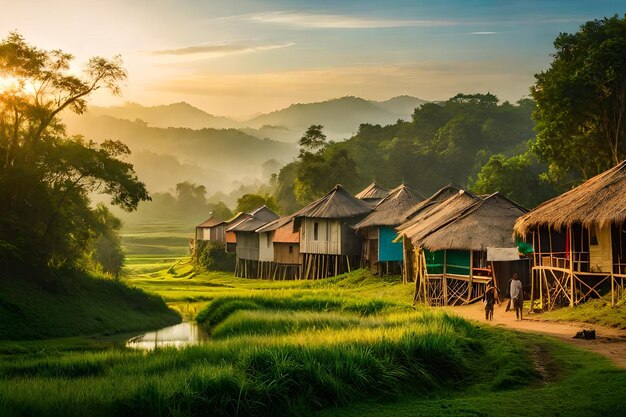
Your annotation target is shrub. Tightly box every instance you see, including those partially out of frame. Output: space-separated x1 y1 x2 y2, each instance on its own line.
193 241 235 272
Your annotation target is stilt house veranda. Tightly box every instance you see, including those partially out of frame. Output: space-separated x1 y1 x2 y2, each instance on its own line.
397 189 527 306
354 184 424 276
227 206 279 278
292 184 373 279
514 160 626 308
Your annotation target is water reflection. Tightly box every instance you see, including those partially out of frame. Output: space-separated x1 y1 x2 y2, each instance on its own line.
126 321 209 350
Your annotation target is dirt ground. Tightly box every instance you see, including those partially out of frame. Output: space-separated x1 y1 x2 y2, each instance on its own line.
445 301 626 369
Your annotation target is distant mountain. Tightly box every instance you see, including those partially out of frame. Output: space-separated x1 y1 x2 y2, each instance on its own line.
375 95 427 118
83 95 428 143
88 102 239 130
64 113 296 193
246 96 427 140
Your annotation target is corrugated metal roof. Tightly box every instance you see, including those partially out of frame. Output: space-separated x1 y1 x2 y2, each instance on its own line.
273 221 300 243
227 206 279 232
196 216 225 228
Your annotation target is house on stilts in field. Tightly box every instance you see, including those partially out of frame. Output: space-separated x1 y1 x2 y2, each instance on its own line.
514 160 626 309
256 216 302 280
397 189 527 306
224 212 252 253
355 184 424 276
228 206 279 278
355 182 390 207
293 184 373 279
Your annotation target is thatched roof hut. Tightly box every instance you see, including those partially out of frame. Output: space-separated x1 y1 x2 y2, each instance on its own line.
355 184 425 230
396 189 479 246
355 182 390 206
397 185 462 231
196 216 225 228
420 193 527 251
514 160 626 236
293 184 372 225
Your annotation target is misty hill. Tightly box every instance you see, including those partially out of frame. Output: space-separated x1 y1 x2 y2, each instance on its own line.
65 114 296 194
247 96 427 139
88 102 238 130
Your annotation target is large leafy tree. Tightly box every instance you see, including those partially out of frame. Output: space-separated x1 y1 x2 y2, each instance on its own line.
532 15 626 187
0 33 149 271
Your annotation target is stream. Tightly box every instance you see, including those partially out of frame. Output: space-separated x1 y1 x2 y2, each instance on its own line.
126 321 209 350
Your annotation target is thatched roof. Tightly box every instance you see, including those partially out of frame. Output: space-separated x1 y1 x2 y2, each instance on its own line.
196 216 224 228
227 206 279 232
293 184 373 220
355 184 425 230
395 190 479 246
397 185 462 232
419 193 527 251
355 182 390 200
514 160 626 235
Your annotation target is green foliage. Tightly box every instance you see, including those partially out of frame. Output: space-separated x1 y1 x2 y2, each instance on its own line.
193 240 235 272
470 151 558 209
539 298 626 329
0 33 149 271
236 193 279 213
0 270 179 340
274 94 535 209
531 15 626 189
299 124 327 152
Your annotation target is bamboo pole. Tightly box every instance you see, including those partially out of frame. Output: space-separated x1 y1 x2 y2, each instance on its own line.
443 250 448 306
467 251 474 304
569 225 574 307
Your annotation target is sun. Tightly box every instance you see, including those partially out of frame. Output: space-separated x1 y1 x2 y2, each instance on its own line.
0 75 22 93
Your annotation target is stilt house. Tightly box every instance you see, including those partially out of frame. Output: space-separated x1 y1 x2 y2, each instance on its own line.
397 190 527 306
256 216 302 280
293 184 373 279
514 160 626 308
195 216 226 243
224 212 252 253
355 184 424 275
228 206 278 278
355 182 390 207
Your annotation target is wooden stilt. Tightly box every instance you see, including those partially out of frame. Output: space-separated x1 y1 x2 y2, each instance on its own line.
443 250 448 306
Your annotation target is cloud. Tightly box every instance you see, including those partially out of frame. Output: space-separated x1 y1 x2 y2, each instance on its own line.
228 11 456 29
470 31 497 35
150 42 294 61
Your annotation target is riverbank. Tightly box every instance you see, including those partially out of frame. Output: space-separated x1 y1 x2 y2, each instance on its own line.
0 270 179 341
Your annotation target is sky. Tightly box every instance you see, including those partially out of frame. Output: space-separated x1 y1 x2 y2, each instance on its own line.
0 0 621 118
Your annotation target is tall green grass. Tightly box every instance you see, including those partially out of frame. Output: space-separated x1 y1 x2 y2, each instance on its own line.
0 308 535 417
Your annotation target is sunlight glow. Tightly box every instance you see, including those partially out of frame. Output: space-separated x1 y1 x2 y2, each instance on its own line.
0 75 21 93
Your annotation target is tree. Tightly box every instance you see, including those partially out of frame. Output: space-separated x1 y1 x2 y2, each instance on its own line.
236 193 279 214
0 33 149 271
470 151 557 209
299 124 326 152
87 204 124 279
531 15 626 188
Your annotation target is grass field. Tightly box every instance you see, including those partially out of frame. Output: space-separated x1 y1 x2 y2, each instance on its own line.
536 297 626 329
2 220 626 417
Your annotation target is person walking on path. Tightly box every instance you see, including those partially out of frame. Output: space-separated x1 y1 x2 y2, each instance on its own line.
483 280 499 321
510 273 524 321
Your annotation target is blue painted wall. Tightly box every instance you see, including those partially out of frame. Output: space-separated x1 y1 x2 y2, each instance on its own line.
378 227 403 262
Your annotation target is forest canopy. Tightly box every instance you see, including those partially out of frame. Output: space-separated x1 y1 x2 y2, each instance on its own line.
0 33 149 273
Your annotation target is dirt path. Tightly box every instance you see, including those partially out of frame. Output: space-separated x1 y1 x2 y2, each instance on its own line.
444 301 626 368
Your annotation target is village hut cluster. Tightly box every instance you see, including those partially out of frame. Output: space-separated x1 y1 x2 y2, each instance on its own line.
194 161 626 309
